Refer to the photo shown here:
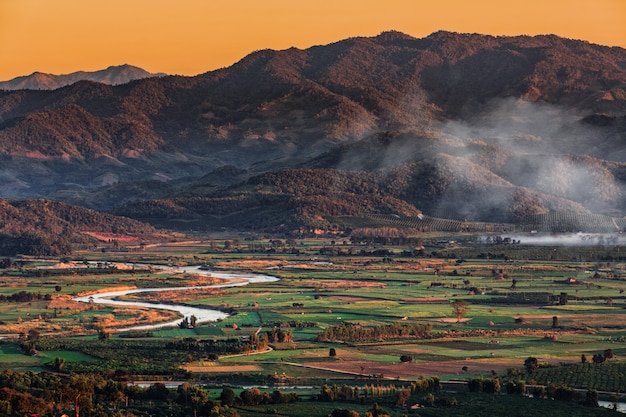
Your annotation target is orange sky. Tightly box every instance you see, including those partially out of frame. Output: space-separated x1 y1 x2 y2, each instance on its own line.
1 0 624 80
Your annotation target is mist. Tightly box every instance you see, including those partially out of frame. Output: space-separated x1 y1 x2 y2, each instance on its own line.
503 232 625 246
324 94 626 223
438 98 623 217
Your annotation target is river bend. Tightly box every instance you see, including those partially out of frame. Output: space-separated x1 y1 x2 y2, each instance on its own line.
73 266 278 332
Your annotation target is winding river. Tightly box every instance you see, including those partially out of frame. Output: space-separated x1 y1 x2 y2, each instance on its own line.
72 266 278 332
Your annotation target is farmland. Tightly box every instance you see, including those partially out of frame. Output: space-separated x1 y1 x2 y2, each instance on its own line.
1 234 626 416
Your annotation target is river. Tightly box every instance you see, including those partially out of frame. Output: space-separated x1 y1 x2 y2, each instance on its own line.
599 401 626 413
72 265 278 332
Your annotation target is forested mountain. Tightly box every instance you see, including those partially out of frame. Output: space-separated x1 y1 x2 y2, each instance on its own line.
115 131 623 231
1 31 625 231
0 199 165 256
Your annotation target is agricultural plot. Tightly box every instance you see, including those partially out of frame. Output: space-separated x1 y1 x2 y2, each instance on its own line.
1 237 626 416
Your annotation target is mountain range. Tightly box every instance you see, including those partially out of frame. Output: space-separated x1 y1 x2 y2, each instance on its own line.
1 31 626 234
0 64 164 91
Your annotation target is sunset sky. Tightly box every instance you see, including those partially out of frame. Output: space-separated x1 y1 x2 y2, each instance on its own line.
1 0 624 81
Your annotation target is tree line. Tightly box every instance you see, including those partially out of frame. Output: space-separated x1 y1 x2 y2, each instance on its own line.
0 369 242 417
315 322 432 342
0 291 51 303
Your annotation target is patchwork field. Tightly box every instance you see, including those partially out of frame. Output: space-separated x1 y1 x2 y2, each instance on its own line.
1 236 625 416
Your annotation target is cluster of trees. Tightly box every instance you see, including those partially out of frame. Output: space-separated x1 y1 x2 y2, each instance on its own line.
233 387 297 406
0 291 51 303
467 378 503 394
266 327 293 343
268 320 317 328
469 376 598 407
329 402 391 417
581 348 614 364
527 384 599 407
318 384 399 402
178 315 198 329
407 377 442 393
165 336 268 356
0 369 244 417
320 378 445 415
517 355 626 393
318 246 395 257
172 383 241 416
487 292 555 305
315 322 432 342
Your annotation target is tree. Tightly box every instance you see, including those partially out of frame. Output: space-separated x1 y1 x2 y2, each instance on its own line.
329 409 360 417
54 357 65 371
239 388 263 406
593 353 606 364
54 285 62 293
177 382 208 410
396 387 411 405
145 383 170 400
26 329 40 341
364 402 390 417
0 257 13 269
329 347 337 357
584 390 599 407
220 387 236 407
451 300 469 322
179 316 191 329
552 316 559 329
63 374 93 417
524 357 538 374
98 327 111 340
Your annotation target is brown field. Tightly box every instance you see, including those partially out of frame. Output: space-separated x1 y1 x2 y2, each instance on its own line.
121 287 225 303
213 259 284 270
440 318 472 323
302 357 521 380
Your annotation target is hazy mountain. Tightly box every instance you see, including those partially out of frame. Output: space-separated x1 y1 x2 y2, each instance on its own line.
0 64 165 91
0 31 625 230
115 129 625 231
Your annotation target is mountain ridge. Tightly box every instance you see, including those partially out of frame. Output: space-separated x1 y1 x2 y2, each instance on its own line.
0 31 625 230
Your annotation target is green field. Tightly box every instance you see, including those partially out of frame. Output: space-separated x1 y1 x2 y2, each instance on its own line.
2 236 626 416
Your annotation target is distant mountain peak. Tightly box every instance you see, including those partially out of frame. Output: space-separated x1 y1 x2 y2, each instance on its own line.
374 30 416 41
0 65 166 91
